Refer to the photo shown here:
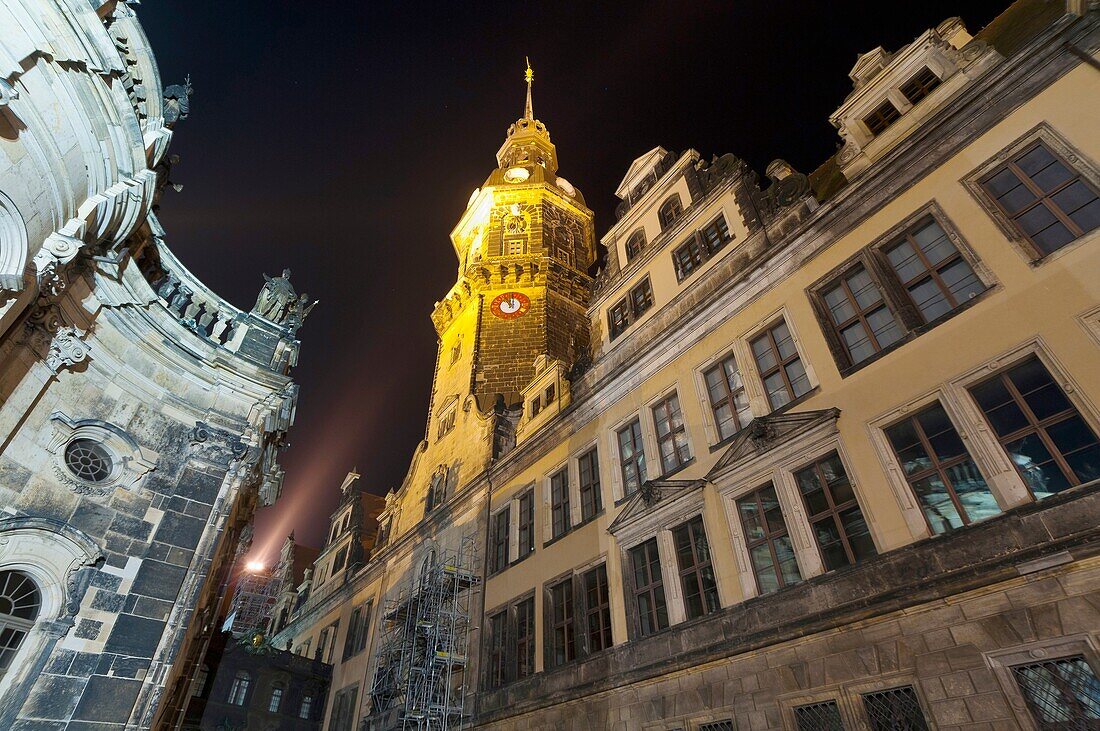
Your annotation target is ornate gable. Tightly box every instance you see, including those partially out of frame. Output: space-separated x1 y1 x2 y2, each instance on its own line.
707 409 841 478
614 146 671 199
607 479 703 536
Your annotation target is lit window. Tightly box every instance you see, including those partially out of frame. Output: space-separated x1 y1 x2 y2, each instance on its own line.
299 694 313 719
979 141 1100 257
268 684 284 713
228 672 251 705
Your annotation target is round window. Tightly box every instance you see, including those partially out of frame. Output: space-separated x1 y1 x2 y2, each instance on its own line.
64 439 113 483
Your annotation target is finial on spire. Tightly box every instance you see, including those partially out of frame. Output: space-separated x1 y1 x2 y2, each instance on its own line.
524 57 534 120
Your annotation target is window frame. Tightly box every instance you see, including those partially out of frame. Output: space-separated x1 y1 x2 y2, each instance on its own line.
701 352 753 444
627 537 669 639
651 391 692 476
809 204 993 375
577 447 602 522
608 276 655 341
545 576 577 668
624 228 647 262
963 123 1100 264
489 505 510 575
986 636 1100 730
863 99 901 136
899 66 941 105
615 417 648 501
517 488 535 559
581 563 613 654
750 318 813 411
735 482 803 595
658 193 684 229
793 451 878 572
671 515 720 620
549 467 572 541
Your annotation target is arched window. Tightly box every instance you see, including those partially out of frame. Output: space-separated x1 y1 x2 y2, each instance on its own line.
268 682 284 713
0 570 40 681
658 194 683 229
228 671 251 705
625 230 647 262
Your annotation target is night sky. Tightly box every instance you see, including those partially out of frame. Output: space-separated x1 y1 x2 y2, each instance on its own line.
139 0 1009 561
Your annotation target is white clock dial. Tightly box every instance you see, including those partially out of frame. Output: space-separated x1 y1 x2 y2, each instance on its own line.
499 297 521 314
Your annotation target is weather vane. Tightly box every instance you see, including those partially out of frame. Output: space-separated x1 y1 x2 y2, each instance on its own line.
525 57 533 84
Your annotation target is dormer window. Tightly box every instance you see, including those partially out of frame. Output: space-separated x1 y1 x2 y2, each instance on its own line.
658 194 683 229
625 230 646 262
545 384 555 405
900 67 941 105
531 395 542 418
863 100 901 136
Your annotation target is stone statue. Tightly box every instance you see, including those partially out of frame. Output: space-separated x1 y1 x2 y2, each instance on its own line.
163 76 192 127
284 293 318 335
252 268 296 323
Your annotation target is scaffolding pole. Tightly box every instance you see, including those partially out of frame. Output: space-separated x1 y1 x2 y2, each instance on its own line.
367 533 481 731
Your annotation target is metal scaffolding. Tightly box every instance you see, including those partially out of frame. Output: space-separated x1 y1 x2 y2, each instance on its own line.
368 533 481 731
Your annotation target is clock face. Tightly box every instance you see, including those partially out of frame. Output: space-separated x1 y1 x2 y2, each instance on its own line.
490 292 531 320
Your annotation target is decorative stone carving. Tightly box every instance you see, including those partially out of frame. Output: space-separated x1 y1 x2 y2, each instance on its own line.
47 413 157 496
43 327 90 374
760 160 812 211
23 295 91 376
0 79 18 107
33 233 81 297
163 76 192 127
188 421 250 466
252 268 300 325
640 480 662 508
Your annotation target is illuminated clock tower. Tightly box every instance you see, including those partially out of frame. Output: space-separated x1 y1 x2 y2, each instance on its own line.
431 62 595 410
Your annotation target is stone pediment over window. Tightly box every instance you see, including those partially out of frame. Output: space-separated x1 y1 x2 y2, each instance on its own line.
615 147 671 200
707 408 841 478
608 479 703 538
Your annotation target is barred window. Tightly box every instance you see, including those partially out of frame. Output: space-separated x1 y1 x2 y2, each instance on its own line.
1011 655 1100 727
518 489 535 558
617 419 647 497
550 469 571 539
583 564 612 653
268 684 284 713
548 578 575 667
794 699 845 731
795 452 877 571
658 194 683 229
970 356 1100 498
704 354 752 441
864 100 901 136
885 402 1001 533
653 393 691 474
489 507 510 574
630 538 668 637
578 448 602 521
751 319 811 410
672 516 719 619
737 483 802 594
980 141 1100 257
861 685 929 731
698 723 733 731
900 67 941 105
625 229 646 261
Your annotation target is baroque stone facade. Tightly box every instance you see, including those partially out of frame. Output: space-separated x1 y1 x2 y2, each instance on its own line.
0 1 305 728
275 2 1100 731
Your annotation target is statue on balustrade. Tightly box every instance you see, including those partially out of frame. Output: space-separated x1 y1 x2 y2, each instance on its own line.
252 268 296 323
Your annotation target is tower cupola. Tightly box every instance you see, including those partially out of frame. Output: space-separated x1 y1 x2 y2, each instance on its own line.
496 59 558 174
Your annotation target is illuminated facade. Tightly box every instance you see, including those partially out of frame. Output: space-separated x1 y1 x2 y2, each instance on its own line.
0 2 304 728
276 3 1100 730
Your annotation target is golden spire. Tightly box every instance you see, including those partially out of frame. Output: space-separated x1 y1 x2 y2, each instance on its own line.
524 57 534 120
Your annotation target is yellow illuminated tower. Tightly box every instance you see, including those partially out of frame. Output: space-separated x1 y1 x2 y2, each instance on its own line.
431 61 595 412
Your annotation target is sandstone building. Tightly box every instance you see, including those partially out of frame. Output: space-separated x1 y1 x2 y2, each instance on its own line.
0 1 307 728
274 2 1100 729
